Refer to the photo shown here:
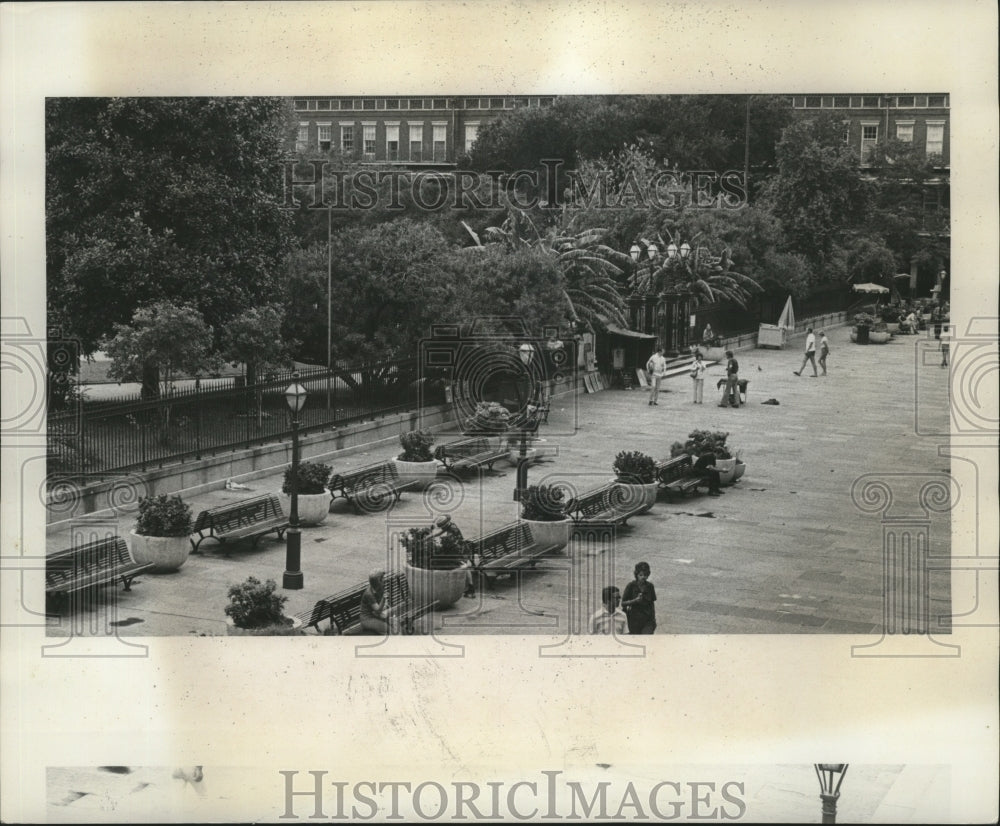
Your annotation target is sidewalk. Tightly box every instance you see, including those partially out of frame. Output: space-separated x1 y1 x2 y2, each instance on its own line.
44 325 952 637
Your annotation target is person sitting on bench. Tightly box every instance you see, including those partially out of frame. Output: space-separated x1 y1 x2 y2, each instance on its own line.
359 569 395 634
690 450 724 497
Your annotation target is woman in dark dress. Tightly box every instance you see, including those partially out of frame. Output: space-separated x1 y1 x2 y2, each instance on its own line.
622 561 657 634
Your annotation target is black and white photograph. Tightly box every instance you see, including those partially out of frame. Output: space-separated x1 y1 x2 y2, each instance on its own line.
2 1 997 823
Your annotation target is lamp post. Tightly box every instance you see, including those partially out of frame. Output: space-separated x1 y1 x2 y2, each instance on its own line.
513 343 536 503
814 764 848 824
283 374 308 590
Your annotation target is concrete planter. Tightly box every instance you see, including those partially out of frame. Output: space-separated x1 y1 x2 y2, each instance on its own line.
612 480 658 514
129 530 190 573
225 616 304 636
404 561 468 610
521 518 572 552
279 491 331 526
506 447 539 467
869 330 891 344
392 458 441 490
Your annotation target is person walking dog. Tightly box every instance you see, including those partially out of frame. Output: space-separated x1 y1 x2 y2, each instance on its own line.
794 327 818 377
646 346 668 406
719 351 740 407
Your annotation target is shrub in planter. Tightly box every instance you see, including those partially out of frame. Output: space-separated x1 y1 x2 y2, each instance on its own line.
520 484 568 522
397 430 435 462
672 430 734 460
130 494 193 572
224 575 299 634
853 312 877 328
401 516 471 609
281 461 332 495
612 450 657 485
135 494 193 537
464 401 511 436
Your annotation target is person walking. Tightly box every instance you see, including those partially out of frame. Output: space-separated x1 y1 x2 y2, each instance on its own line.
622 561 657 634
646 346 668 406
794 327 818 376
817 331 830 376
719 350 740 407
939 323 951 367
690 351 706 404
589 586 628 635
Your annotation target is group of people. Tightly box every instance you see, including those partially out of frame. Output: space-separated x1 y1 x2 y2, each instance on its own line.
793 327 831 377
589 561 658 635
646 346 742 407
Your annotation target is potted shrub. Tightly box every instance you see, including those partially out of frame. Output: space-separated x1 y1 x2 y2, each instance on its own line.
869 319 891 344
129 494 193 572
223 576 303 636
851 312 877 344
464 401 511 447
519 483 571 551
280 460 332 526
611 450 658 513
400 515 472 609
393 429 440 489
672 430 744 485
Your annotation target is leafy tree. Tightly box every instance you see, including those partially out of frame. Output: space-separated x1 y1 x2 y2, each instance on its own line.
101 301 219 434
46 97 296 395
760 113 874 272
220 304 298 423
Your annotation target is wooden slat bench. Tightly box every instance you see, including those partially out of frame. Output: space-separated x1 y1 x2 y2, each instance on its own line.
656 453 710 500
469 521 562 588
328 461 417 514
434 437 509 474
291 571 436 635
566 482 650 527
46 536 153 605
190 494 288 552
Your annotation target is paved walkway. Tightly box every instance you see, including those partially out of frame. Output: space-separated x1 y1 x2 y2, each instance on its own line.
45 324 952 637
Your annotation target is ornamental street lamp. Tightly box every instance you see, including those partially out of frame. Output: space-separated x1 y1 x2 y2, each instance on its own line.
814 764 849 824
282 374 308 590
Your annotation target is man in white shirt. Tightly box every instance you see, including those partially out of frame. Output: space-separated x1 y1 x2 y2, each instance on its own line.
589 586 627 635
794 327 818 377
646 346 668 405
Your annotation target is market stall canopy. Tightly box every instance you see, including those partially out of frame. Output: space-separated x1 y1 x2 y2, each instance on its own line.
603 322 657 340
852 282 890 294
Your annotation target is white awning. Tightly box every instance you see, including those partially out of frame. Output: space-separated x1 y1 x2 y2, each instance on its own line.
603 323 657 340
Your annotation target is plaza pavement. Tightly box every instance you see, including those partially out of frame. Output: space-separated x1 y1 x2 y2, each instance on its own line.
44 323 953 637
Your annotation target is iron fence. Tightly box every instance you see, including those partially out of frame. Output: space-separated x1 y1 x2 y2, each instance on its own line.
48 356 444 480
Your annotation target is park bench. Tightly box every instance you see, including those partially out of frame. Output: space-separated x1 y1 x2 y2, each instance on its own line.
468 521 562 588
190 494 288 552
328 461 417 513
565 482 649 527
434 436 509 474
46 536 153 605
291 571 436 634
656 453 711 500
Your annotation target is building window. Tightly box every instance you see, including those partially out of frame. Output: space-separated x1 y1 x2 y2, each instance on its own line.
861 123 879 164
833 96 851 108
362 99 376 110
317 123 332 151
307 100 319 110
805 95 822 108
363 124 376 159
896 95 914 107
895 121 914 142
464 123 480 153
539 97 555 107
340 99 354 110
464 98 481 109
294 99 308 110
317 100 331 110
433 98 447 109
927 95 947 107
296 122 309 152
925 121 945 157
432 123 447 161
513 96 529 108
408 123 422 161
340 124 353 155
385 99 399 110
862 95 880 108
385 124 400 161
409 99 424 110
489 97 505 109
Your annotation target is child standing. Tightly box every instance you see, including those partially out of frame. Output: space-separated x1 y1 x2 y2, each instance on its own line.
690 351 706 403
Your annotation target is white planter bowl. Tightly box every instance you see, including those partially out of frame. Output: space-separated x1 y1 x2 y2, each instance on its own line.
612 481 658 514
279 491 331 526
521 518 572 552
715 458 738 485
392 457 441 490
404 561 469 610
129 530 190 573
